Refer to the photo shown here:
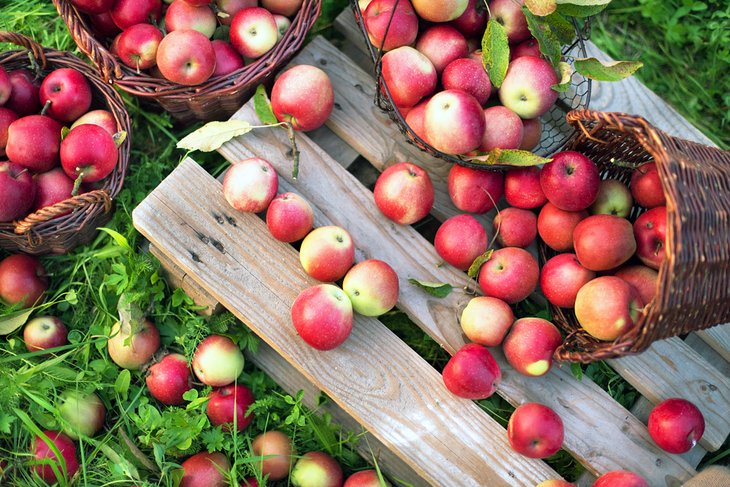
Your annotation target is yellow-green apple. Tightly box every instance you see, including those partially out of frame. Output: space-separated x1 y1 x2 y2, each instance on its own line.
648 398 705 454
215 0 257 26
0 66 10 106
480 105 524 151
425 90 485 155
363 0 419 52
504 167 547 209
500 56 559 119
223 157 279 213
6 70 40 116
488 0 529 43
373 161 434 224
24 316 68 353
478 247 539 304
61 124 119 183
39 68 92 123
207 384 255 431
33 168 74 212
442 58 492 105
536 481 575 487
507 403 563 458
540 253 595 308
492 207 537 248
519 117 542 151
146 353 192 405
540 151 600 212
449 0 487 37
590 179 633 217
180 451 230 487
630 162 665 209
511 38 541 59
434 214 488 271
537 202 587 252
575 276 644 341
0 108 18 156
299 226 354 282
291 451 343 487
266 192 314 242
157 29 216 85
0 254 48 308
412 0 468 22
273 14 291 41
166 0 217 38
0 161 35 222
344 469 390 487
6 115 63 172
442 343 501 399
111 0 162 29
381 46 437 108
58 391 105 439
116 24 164 71
359 0 374 10
342 259 399 317
107 319 160 370
261 0 304 16
31 430 79 483
69 0 114 14
502 317 562 377
71 109 118 136
593 471 649 487
633 206 666 270
89 11 121 38
459 296 514 347
416 25 469 74
230 7 279 58
291 284 353 350
614 265 657 306
573 215 636 271
251 431 293 480
192 335 245 386
447 164 504 214
271 65 334 131
404 98 429 142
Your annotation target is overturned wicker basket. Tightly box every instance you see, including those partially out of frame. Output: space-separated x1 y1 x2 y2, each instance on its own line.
0 31 130 255
53 0 321 123
545 109 730 363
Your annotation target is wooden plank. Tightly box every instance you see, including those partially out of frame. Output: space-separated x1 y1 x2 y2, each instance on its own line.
133 159 559 487
695 326 730 364
686 333 730 377
307 124 360 170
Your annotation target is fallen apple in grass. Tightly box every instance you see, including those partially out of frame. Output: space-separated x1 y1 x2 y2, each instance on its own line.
442 343 501 399
251 430 293 481
648 398 705 454
58 391 106 439
592 470 649 487
374 161 434 225
342 259 399 317
507 402 564 459
107 319 160 370
271 64 334 132
344 469 391 486
459 296 514 347
192 335 245 387
299 226 355 282
207 384 256 432
31 430 79 483
502 318 562 377
478 247 539 304
0 254 48 309
290 451 344 487
575 276 644 341
223 157 279 213
146 353 193 406
291 284 353 350
24 316 68 353
180 451 230 487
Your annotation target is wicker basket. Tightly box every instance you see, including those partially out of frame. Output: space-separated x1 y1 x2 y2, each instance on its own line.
351 0 592 169
53 0 321 123
0 31 130 255
544 109 730 363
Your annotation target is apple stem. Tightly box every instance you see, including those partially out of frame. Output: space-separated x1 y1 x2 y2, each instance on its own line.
40 99 52 116
71 173 84 197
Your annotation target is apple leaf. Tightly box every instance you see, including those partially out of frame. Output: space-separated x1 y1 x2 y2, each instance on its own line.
525 0 557 16
545 12 576 45
481 19 510 88
113 130 128 148
523 8 563 66
60 126 70 140
464 149 552 167
555 2 609 17
552 61 574 92
0 309 33 335
253 84 278 126
574 58 643 81
408 279 454 298
467 250 494 280
177 120 254 152
570 362 584 381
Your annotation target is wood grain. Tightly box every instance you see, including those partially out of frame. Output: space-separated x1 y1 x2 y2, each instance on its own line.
696 327 730 364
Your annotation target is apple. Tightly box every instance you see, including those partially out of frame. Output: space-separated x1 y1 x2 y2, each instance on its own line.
0 254 48 308
61 124 119 183
271 65 334 131
381 46 437 108
442 58 491 106
614 265 658 306
434 214 488 271
447 164 503 214
363 0 419 52
459 296 514 347
411 0 468 22
404 98 429 142
251 431 293 480
519 117 542 151
290 451 343 487
449 0 487 37
425 90 485 155
107 319 160 370
540 151 600 212
261 0 304 16
416 25 469 74
535 481 575 487
0 161 35 222
116 24 164 71
344 470 390 487
69 0 114 14
180 451 230 487
215 0 258 26
192 335 245 387
207 384 255 431
212 40 245 77
590 179 633 217
223 157 279 213
488 0 529 43
111 0 162 30
575 276 644 341
24 316 68 353
500 56 559 119
478 247 539 304
71 109 118 136
157 29 216 85
241 478 259 487
540 253 595 308
291 284 353 350
39 68 92 123
299 226 355 282
6 115 63 173
633 206 666 270
0 107 19 156
274 14 291 40
166 0 217 38
507 402 563 458
573 215 636 271
31 431 79 483
230 7 279 59
342 259 399 317
5 70 40 116
58 391 105 439
374 161 434 224
537 202 587 252
33 168 74 212
146 353 193 406
493 207 536 248
89 11 121 38
511 38 541 59
0 65 11 106
503 317 562 377
593 471 649 487
630 162 665 208
648 398 705 454
480 106 524 151
442 343 501 399
504 167 547 209
266 192 314 242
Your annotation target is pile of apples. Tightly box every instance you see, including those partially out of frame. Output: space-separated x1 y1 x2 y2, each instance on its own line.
68 0 306 86
360 0 558 155
0 65 122 224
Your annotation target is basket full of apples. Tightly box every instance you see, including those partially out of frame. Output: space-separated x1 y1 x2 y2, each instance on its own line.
53 0 321 123
0 31 131 255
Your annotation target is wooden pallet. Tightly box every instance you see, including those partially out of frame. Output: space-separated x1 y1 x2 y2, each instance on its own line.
133 14 730 487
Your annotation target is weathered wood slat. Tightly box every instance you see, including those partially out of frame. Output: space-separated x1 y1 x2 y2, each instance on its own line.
696 327 730 364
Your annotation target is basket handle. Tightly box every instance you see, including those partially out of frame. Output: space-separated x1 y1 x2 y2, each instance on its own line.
566 109 663 149
14 190 113 235
0 31 47 69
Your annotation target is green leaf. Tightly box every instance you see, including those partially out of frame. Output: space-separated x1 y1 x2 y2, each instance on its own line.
481 19 510 88
0 309 32 335
98 227 132 252
115 369 131 399
545 12 576 45
408 279 454 298
570 362 584 381
552 61 574 92
0 412 15 434
525 0 557 16
555 2 608 16
113 130 128 148
574 58 643 81
523 8 562 66
464 149 552 167
467 250 494 280
176 120 254 152
254 84 278 125
60 126 70 139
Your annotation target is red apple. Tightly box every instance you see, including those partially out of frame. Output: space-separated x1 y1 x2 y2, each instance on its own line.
511 38 541 59
211 40 245 77
290 451 343 487
33 168 74 213
630 162 665 209
493 207 536 248
146 353 193 405
425 90 485 155
61 123 118 183
478 247 539 304
230 7 279 58
157 29 216 85
215 0 258 26
442 58 491 106
291 284 353 350
519 117 542 151
69 0 114 14
416 25 469 74
251 431 293 481
58 391 105 439
614 265 658 306
488 0 529 43
192 335 245 387
504 166 547 209
374 161 434 224
449 0 487 37
573 214 636 271
633 206 666 270
412 0 468 22
381 46 437 108
540 151 600 212
442 343 501 399
39 68 92 123
5 70 40 116
6 115 63 173
447 164 503 214
241 477 259 487
266 192 314 242
89 11 121 38
460 296 514 347
107 319 160 370
71 109 118 136
575 276 644 341
0 161 35 222
434 214 488 271
500 56 559 119
537 202 587 252
344 469 390 487
0 107 19 156
180 451 230 487
24 316 67 353
111 0 163 30
363 0 419 52
593 471 649 487
166 0 217 38
342 259 399 317
299 226 355 282
648 398 705 454
540 253 595 308
223 157 279 213
31 431 79 483
116 24 164 71
480 105 524 151
507 402 563 458
404 98 429 142
261 0 304 16
0 254 48 308
0 66 11 106
590 179 633 217
271 65 334 131
502 317 562 377
207 384 255 431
